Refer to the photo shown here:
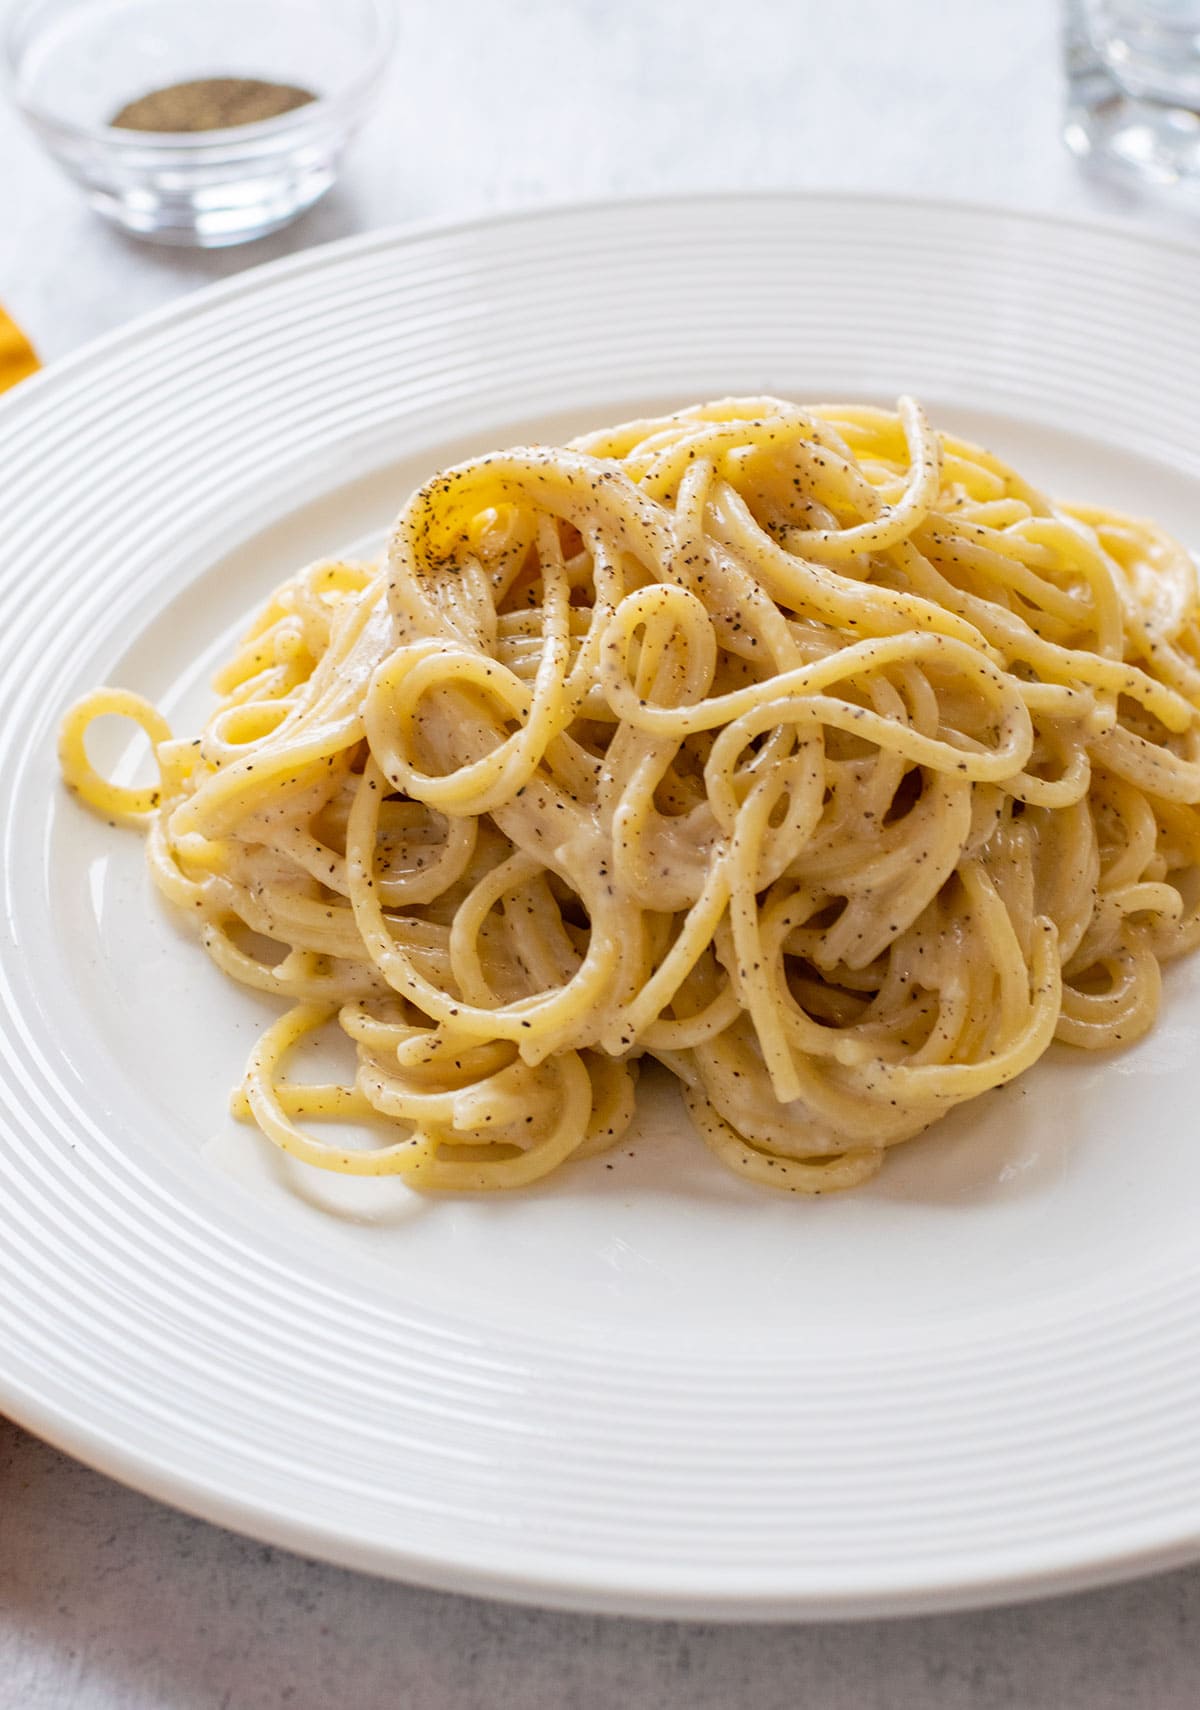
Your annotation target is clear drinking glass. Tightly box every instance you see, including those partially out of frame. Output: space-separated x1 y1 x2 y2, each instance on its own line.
1064 0 1200 185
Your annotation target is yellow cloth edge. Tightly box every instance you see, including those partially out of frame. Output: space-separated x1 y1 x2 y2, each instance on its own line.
0 307 40 391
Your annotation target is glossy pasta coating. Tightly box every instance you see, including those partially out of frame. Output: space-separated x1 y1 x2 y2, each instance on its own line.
60 399 1200 1191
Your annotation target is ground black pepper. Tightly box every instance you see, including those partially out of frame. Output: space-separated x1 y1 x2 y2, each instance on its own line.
111 77 317 132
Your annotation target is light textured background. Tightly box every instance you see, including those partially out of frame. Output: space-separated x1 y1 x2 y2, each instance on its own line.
3 1 1200 1705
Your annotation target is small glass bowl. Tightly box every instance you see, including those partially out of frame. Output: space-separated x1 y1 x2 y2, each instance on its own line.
5 0 395 247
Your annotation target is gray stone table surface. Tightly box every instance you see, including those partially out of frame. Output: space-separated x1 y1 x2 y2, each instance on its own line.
3 1 1200 1705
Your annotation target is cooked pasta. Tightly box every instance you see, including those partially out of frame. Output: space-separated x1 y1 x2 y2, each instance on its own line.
60 398 1200 1192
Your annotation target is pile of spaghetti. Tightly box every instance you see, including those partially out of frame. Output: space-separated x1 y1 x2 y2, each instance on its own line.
61 399 1200 1192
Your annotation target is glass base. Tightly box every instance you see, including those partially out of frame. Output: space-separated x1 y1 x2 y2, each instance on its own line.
1066 90 1200 184
87 165 336 248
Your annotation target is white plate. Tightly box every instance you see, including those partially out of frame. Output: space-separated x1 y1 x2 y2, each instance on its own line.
3 195 1200 1619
